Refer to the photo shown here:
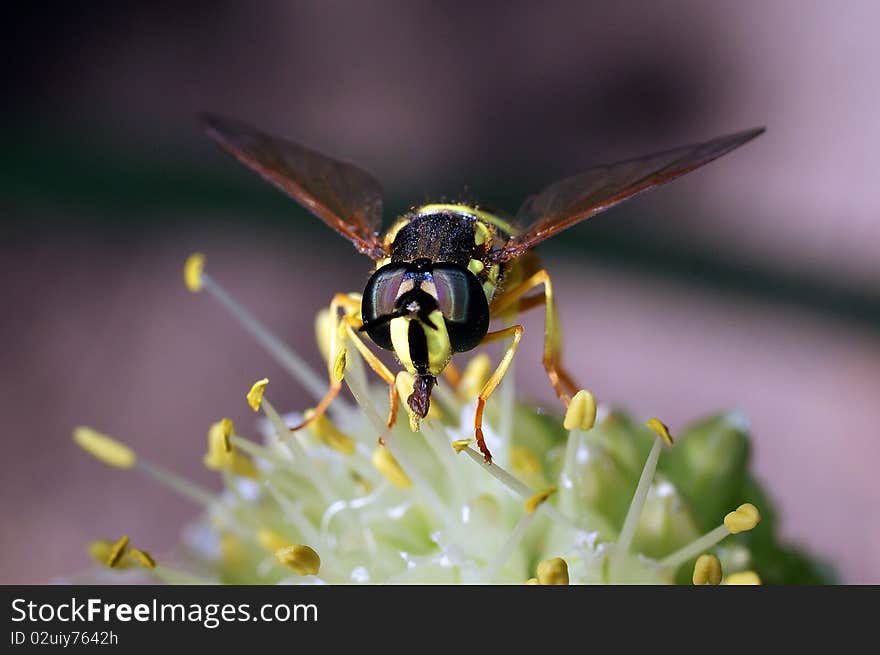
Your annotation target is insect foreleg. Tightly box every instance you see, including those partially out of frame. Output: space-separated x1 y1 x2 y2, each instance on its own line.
473 325 524 463
289 293 360 432
342 315 400 430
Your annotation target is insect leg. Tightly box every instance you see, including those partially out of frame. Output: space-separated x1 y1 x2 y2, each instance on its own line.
289 293 360 432
342 315 400 430
490 269 579 405
473 325 524 463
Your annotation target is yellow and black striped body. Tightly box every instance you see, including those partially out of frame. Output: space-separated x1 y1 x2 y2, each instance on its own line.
359 203 522 416
378 204 509 375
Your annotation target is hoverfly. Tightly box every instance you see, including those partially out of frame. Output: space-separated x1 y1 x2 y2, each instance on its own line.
202 114 763 462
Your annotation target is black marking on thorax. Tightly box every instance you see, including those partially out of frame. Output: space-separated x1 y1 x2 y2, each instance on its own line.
390 212 478 267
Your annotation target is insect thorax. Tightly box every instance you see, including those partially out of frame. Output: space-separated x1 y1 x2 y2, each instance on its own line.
382 204 505 303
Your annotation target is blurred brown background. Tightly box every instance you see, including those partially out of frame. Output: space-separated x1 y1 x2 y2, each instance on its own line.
3 1 878 583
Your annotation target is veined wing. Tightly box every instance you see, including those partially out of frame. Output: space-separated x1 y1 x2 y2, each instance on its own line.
202 113 385 259
492 127 765 262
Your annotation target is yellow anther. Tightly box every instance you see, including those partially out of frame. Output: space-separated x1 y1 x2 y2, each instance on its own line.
73 427 136 469
246 378 269 412
275 544 321 576
332 348 347 382
205 419 233 466
646 418 674 446
204 419 259 479
536 557 569 585
128 548 156 569
451 439 472 454
525 578 540 585
183 252 205 292
724 503 761 534
723 570 762 585
510 446 543 478
371 447 412 488
304 409 356 454
208 418 235 453
458 353 491 401
257 529 289 553
88 540 131 569
525 486 557 513
693 553 723 585
564 389 597 431
106 535 130 568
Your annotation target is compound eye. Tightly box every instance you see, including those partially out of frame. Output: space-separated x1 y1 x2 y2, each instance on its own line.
432 264 490 352
361 263 408 350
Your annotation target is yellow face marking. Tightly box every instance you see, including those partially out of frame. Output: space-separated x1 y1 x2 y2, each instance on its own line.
390 316 415 374
424 309 452 375
389 312 452 377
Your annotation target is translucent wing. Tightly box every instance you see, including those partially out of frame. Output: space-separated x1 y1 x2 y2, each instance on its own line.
492 127 765 262
201 113 385 259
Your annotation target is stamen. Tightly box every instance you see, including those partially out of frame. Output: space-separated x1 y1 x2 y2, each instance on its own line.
484 509 540 582
89 540 130 568
73 427 136 469
136 460 218 507
452 439 472 453
457 444 582 531
106 535 129 568
536 557 569 585
724 503 761 534
339 350 454 525
74 426 221 508
659 504 762 570
564 389 597 431
458 354 491 401
617 421 671 553
646 418 674 446
314 308 334 363
723 571 762 585
260 398 335 502
183 252 205 292
246 378 269 412
193 261 326 401
203 419 259 479
275 544 321 576
371 447 412 489
525 486 557 513
692 553 722 585
510 446 543 479
333 348 348 382
304 409 356 454
128 548 156 569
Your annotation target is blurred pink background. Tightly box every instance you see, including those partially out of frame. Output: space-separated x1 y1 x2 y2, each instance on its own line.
3 1 879 583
